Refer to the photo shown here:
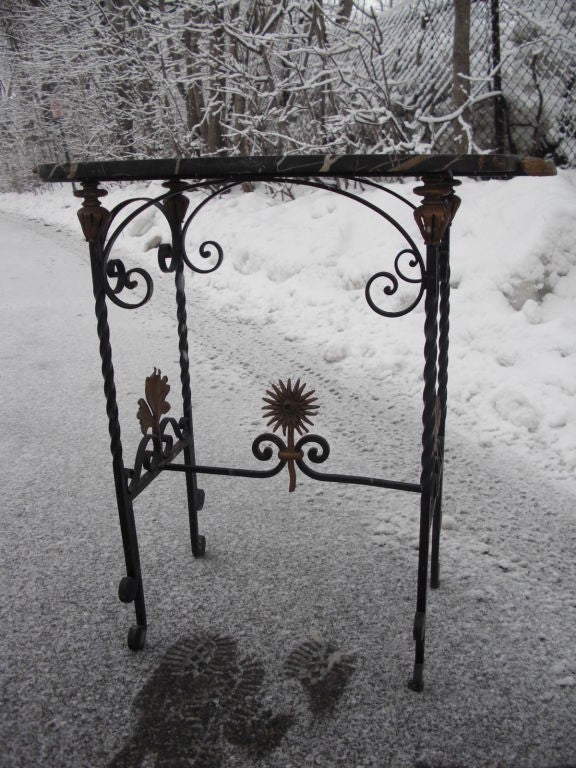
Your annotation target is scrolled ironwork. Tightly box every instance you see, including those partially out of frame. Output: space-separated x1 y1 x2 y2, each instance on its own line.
105 258 154 309
295 434 330 464
175 176 425 316
251 432 286 464
249 429 419 494
181 238 224 275
128 416 188 493
252 431 326 489
81 174 428 316
365 248 425 318
252 431 331 488
99 196 165 310
157 243 176 273
94 185 228 310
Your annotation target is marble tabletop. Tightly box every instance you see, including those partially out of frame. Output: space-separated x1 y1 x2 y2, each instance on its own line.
36 154 556 183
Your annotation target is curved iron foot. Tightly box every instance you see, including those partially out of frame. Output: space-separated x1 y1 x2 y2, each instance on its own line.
191 489 206 558
408 664 424 692
127 624 147 651
192 534 206 558
408 611 426 692
118 576 138 603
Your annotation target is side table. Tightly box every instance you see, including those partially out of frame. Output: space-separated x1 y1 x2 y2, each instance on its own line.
36 154 555 691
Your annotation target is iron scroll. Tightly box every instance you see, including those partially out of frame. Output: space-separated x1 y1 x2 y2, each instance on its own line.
91 177 425 318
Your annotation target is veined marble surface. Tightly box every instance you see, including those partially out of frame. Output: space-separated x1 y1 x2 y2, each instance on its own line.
36 153 556 183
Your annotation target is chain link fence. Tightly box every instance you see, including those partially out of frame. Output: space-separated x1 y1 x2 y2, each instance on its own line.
379 0 576 166
497 0 576 165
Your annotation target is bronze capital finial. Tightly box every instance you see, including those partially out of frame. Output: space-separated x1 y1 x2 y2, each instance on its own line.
413 175 461 246
74 181 110 243
162 180 190 224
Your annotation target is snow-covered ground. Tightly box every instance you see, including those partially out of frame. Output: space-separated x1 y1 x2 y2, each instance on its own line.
1 173 575 767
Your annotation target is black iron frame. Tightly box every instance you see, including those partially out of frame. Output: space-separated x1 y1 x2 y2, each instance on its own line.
37 153 554 691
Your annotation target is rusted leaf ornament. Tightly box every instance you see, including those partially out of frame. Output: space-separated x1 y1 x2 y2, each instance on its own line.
137 368 171 437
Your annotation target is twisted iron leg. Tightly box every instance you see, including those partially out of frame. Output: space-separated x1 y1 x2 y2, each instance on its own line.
89 240 147 650
170 199 206 559
409 242 440 692
410 175 460 689
431 232 451 589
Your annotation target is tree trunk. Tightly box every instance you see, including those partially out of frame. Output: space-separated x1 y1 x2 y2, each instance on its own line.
336 0 354 26
206 8 225 154
181 8 205 143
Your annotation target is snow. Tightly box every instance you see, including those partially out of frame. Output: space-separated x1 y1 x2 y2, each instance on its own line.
1 172 576 767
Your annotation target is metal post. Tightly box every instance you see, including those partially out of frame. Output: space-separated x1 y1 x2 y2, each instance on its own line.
164 183 206 558
491 0 505 152
76 182 147 650
430 189 460 589
411 174 460 690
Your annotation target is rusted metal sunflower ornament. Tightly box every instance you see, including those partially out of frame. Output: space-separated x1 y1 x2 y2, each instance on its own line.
262 378 319 492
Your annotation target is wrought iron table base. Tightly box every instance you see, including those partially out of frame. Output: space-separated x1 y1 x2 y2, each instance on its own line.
38 154 554 691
